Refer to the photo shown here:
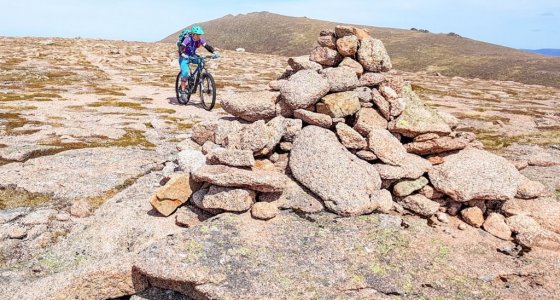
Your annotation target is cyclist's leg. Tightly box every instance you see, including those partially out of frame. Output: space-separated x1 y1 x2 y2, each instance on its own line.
179 56 190 90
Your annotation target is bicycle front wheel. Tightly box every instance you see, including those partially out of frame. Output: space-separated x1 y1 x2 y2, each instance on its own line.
199 72 216 111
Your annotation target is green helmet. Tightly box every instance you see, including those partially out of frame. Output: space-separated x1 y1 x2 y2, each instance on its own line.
191 25 205 35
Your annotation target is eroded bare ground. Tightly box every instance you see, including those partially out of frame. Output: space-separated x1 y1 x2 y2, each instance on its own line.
1 37 560 299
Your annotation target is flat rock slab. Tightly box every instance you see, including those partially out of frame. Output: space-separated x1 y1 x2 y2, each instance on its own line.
0 144 63 162
132 212 537 300
192 165 288 193
0 147 160 201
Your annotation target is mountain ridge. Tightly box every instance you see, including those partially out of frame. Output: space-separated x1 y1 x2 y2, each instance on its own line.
162 11 560 88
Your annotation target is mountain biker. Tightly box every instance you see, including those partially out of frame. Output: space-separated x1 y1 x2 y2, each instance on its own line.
178 25 219 94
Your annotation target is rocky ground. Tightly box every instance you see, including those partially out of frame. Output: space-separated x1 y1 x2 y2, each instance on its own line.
0 35 559 299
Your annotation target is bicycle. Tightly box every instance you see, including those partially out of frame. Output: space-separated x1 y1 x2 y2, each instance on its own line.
175 54 217 111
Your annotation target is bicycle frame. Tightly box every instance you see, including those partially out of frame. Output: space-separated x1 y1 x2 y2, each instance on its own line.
187 56 206 93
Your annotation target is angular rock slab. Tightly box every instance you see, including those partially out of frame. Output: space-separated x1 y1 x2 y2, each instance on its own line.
429 148 522 202
357 37 392 72
388 85 451 138
192 165 288 193
290 126 381 216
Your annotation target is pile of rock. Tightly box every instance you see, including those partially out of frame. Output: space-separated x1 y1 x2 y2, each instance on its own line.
150 26 558 250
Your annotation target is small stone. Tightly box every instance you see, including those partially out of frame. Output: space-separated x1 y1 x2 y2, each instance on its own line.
340 57 364 77
69 200 92 218
458 223 467 230
317 35 337 49
358 73 386 87
368 129 408 166
206 148 255 167
335 25 355 38
251 202 279 220
321 66 359 92
353 108 388 137
336 123 367 150
288 56 323 71
393 177 429 197
513 160 529 171
175 206 204 227
8 226 27 239
418 185 445 199
355 150 378 162
371 189 394 213
202 186 256 212
516 177 548 199
461 207 484 228
293 109 333 128
55 212 71 222
279 142 293 152
436 212 450 223
483 213 512 240
401 194 440 217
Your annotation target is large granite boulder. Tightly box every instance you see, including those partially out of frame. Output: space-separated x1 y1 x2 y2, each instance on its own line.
429 148 522 202
289 126 381 216
280 70 330 109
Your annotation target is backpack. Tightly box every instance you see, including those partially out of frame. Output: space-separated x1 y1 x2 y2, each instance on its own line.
177 29 191 50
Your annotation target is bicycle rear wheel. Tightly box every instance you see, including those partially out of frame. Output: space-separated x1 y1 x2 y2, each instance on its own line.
199 72 216 111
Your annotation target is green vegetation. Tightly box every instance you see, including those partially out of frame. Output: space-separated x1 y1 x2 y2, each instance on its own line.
462 128 560 150
0 187 54 209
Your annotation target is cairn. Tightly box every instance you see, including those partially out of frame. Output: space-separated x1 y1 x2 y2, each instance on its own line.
150 26 558 250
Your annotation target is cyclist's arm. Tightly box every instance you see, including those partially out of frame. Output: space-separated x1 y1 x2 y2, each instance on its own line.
202 43 215 54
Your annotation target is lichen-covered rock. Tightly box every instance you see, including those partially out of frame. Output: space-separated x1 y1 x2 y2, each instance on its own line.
336 35 358 57
290 126 381 216
280 69 330 109
388 85 451 137
393 177 429 197
429 148 522 202
317 91 361 118
357 38 392 72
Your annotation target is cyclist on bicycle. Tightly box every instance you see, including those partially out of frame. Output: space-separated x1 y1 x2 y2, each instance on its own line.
178 25 219 94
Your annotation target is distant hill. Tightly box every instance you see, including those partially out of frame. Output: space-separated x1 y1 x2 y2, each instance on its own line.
522 49 560 56
162 12 560 88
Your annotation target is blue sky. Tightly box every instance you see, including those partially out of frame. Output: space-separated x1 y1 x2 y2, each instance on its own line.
0 0 559 49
